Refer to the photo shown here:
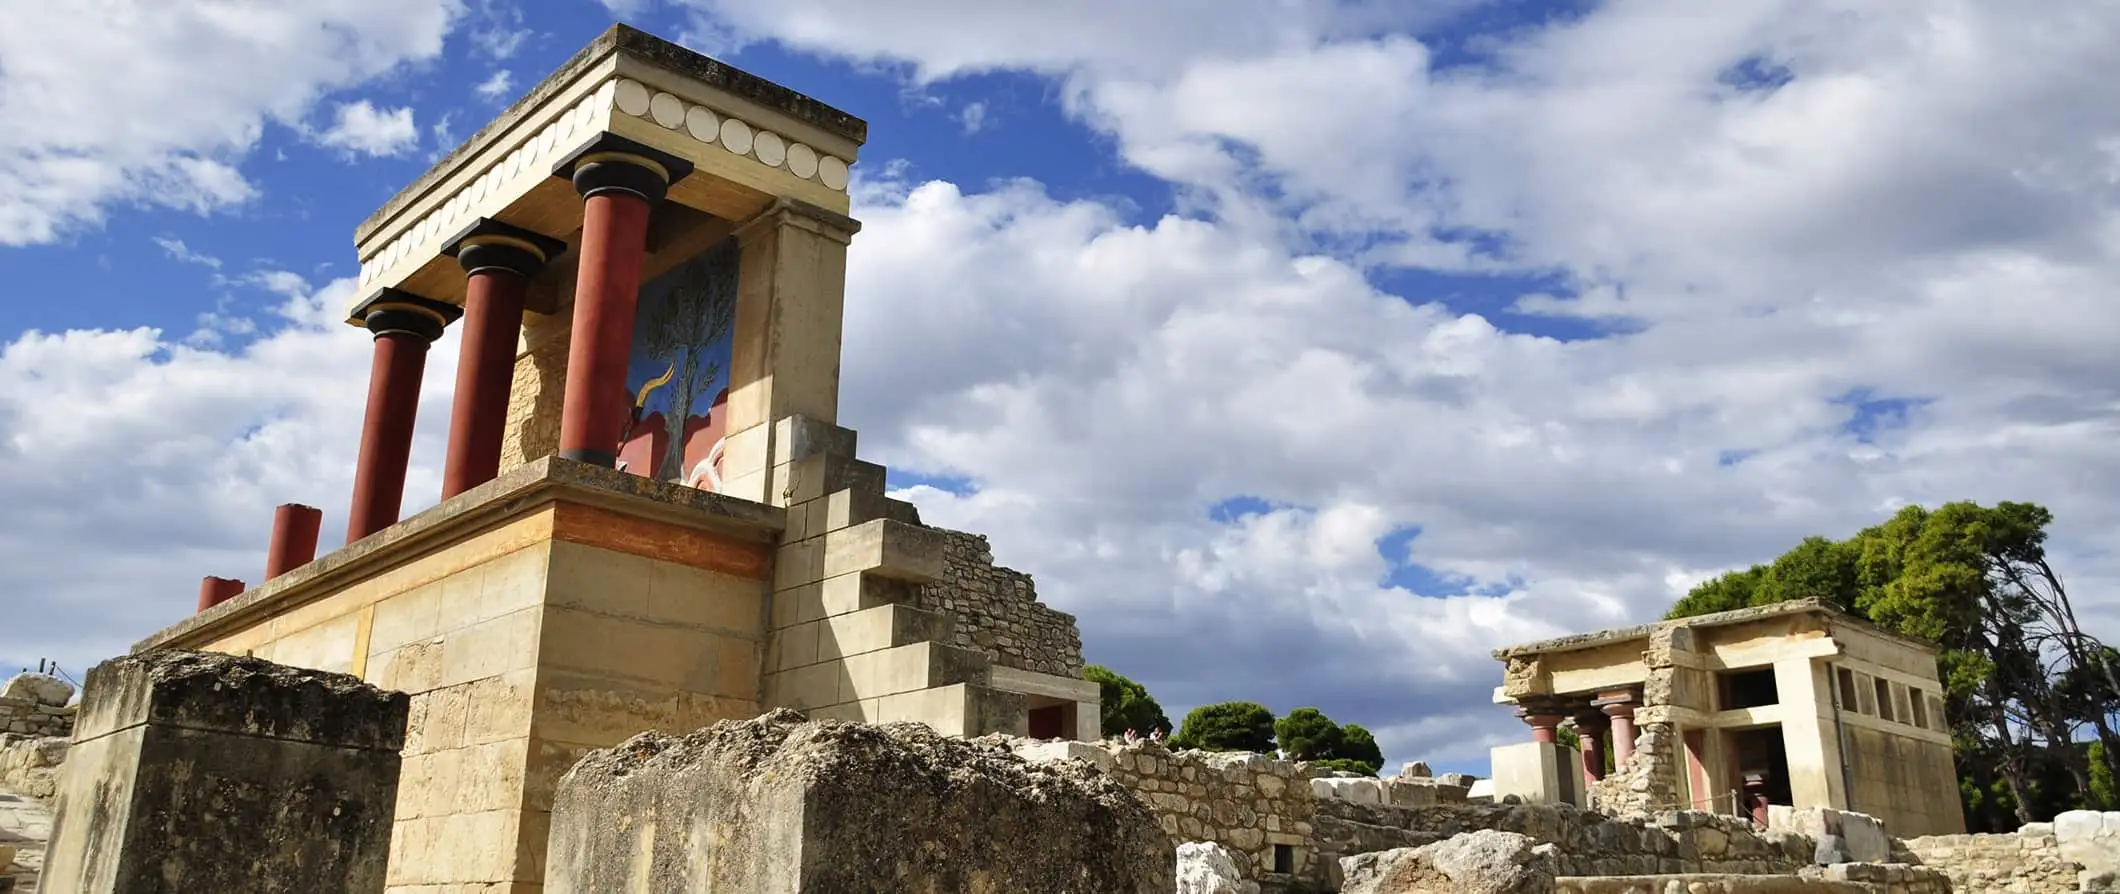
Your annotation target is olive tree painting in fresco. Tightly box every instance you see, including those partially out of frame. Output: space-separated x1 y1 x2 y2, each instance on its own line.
617 237 737 491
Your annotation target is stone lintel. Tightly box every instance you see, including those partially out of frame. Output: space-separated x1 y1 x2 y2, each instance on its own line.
131 456 785 654
988 664 1100 704
1490 599 1934 663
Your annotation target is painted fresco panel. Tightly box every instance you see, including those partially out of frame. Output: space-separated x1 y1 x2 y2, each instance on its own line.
618 237 737 491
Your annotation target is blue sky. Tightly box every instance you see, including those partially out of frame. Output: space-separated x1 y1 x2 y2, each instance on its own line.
6 0 2120 777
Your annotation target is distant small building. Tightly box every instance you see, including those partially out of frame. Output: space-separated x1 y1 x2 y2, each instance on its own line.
1488 599 1966 837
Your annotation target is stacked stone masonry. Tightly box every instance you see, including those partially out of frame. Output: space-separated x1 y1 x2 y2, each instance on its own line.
1015 738 1817 892
0 674 75 740
0 735 68 801
910 529 1084 677
1555 865 1951 894
1903 811 2120 894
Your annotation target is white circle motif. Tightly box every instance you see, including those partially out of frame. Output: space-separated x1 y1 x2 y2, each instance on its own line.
614 79 652 117
649 93 685 129
818 156 849 190
685 105 720 142
753 131 786 167
786 143 818 179
719 118 753 155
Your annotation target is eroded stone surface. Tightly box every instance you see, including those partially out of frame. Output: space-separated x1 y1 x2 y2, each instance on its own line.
41 649 408 894
547 708 1172 893
1176 841 1259 894
1342 829 1558 894
0 677 69 709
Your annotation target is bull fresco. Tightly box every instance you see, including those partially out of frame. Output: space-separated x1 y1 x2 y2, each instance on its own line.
617 237 737 491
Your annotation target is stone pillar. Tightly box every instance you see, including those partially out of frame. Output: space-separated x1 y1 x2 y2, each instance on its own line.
195 576 243 613
1574 711 1609 784
42 650 409 894
264 502 322 580
551 135 692 467
440 218 568 498
345 290 459 543
1596 689 1640 767
719 199 860 503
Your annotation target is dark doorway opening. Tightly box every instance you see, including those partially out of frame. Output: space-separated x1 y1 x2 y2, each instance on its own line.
1028 705 1066 739
1728 725 1794 808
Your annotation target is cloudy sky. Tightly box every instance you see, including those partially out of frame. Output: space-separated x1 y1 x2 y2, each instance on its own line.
6 0 2120 774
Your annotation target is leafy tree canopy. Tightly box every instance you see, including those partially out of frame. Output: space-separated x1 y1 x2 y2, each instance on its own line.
1169 701 1277 753
1083 664 1172 738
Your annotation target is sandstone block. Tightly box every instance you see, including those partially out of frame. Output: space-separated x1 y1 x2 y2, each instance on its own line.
546 708 1172 893
1342 830 1557 894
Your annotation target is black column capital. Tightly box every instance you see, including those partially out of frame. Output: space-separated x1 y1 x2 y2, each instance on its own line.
442 218 571 279
551 132 695 203
348 288 462 342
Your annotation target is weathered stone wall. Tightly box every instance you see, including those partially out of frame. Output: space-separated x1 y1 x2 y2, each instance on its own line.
909 529 1084 677
1556 865 1951 894
1901 824 2083 894
0 674 75 740
1354 802 1812 878
2052 810 2120 880
1017 739 1318 884
0 698 70 740
1592 720 1681 817
0 735 68 801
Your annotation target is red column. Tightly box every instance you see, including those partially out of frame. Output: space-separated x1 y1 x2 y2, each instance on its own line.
197 576 245 613
550 139 689 467
345 292 456 544
557 191 654 466
1598 690 1640 768
264 503 322 579
440 220 563 497
1575 713 1609 784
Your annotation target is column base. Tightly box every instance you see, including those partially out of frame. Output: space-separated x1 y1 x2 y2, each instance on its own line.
559 447 618 467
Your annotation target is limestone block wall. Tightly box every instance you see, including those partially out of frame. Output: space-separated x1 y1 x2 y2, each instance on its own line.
1016 740 1319 883
910 530 1083 676
0 734 68 800
1902 812 2119 894
0 697 72 739
1354 802 1812 877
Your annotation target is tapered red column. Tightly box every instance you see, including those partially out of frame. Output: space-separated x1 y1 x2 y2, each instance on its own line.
441 219 568 497
197 576 244 613
551 136 692 467
345 291 459 543
1574 711 1609 785
1596 689 1640 768
264 503 322 579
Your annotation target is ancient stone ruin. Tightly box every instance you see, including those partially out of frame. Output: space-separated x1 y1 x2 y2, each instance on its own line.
0 19 2099 894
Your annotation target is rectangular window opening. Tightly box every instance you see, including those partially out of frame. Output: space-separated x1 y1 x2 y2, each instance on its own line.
1718 667 1780 710
1873 678 1894 723
1836 668 1858 710
1273 844 1295 875
1909 687 1929 729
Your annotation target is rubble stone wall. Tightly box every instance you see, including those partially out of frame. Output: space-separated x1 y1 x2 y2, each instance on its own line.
0 696 71 739
1903 812 2119 894
1557 864 1951 894
911 530 1084 677
1360 801 1813 877
0 733 68 800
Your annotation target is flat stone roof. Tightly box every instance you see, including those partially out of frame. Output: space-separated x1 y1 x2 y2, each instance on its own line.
353 23 867 245
1491 598 1938 661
